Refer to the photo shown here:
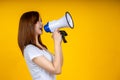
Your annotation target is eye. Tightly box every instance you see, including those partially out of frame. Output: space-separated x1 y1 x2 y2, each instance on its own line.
39 18 42 22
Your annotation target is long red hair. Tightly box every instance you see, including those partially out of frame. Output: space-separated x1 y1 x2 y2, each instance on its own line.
18 11 47 55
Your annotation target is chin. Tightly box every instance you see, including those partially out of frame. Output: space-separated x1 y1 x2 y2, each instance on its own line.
39 32 43 35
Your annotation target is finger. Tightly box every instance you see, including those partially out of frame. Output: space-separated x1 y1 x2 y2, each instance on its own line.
54 28 59 32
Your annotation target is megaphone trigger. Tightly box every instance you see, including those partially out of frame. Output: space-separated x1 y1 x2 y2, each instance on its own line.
59 30 68 43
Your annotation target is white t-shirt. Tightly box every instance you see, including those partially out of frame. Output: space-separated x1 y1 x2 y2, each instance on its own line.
24 44 55 80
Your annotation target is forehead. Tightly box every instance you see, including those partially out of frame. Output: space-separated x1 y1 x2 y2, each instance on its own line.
38 14 42 21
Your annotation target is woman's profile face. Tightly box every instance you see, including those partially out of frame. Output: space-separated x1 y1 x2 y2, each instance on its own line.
34 18 43 35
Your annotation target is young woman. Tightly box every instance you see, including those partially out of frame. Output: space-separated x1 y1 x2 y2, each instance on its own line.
18 11 63 80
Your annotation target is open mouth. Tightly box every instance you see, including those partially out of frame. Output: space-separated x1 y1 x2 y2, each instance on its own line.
39 28 43 31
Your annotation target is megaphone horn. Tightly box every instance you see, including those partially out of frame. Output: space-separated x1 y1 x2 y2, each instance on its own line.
65 12 74 29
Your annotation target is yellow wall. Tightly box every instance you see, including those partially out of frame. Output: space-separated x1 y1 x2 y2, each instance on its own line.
0 0 120 80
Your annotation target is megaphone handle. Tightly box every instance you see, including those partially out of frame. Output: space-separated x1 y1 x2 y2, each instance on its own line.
62 35 67 43
59 30 68 43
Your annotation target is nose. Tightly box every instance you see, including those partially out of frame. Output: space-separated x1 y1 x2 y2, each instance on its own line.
40 22 43 28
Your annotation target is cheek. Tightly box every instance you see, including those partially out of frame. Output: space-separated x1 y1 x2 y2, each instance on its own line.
35 26 42 34
35 23 39 30
34 21 43 34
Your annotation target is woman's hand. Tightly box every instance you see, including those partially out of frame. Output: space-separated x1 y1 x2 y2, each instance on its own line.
52 29 62 44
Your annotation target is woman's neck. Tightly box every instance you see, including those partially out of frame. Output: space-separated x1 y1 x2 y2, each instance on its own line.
35 35 46 50
35 35 39 45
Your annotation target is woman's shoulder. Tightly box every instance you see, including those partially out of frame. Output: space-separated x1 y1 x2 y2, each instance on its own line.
24 44 44 56
24 44 44 60
24 44 38 51
25 44 35 49
24 44 44 52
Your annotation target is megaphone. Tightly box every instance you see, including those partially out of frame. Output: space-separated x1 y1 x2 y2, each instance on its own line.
44 12 74 43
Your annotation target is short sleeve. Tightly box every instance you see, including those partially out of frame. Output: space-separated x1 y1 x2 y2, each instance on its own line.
24 44 44 60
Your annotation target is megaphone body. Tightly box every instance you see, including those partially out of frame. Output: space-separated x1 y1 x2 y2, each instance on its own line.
44 12 74 43
44 12 74 32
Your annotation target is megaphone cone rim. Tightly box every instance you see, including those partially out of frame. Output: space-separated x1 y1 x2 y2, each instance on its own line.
65 11 74 29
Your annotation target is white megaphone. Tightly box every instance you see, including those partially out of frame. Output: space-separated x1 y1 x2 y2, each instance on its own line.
44 12 74 43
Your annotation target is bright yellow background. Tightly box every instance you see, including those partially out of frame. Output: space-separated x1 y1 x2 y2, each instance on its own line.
0 0 120 80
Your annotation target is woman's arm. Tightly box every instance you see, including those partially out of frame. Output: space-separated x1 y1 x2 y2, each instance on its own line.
33 29 63 75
